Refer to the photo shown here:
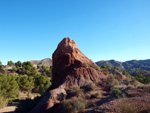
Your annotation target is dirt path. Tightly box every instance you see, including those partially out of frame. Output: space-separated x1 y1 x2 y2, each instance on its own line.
0 102 19 113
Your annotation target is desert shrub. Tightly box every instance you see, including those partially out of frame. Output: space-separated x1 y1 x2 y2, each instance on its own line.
111 79 119 88
63 98 87 113
114 75 121 81
107 74 120 88
0 96 8 109
119 98 139 113
91 92 101 99
73 98 86 112
82 62 88 67
85 82 95 91
73 87 83 97
89 63 99 70
111 88 122 97
138 85 150 92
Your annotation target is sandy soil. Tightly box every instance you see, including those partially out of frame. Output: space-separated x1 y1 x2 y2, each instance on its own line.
0 102 19 113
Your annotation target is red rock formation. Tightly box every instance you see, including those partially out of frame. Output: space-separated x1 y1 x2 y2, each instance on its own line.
52 37 106 88
28 37 107 113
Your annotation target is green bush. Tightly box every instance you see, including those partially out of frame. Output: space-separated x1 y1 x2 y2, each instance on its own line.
0 65 4 70
15 61 22 68
7 61 13 66
111 88 122 97
22 62 37 76
12 67 17 73
17 76 34 93
41 66 52 76
0 73 19 98
34 74 51 94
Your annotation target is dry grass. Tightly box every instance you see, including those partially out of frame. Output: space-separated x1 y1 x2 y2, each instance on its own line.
0 96 8 109
118 98 139 113
88 63 99 70
90 91 102 99
85 82 95 91
138 84 150 92
73 87 84 97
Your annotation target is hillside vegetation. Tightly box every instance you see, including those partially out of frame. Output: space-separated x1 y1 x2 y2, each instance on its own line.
0 61 52 109
96 59 150 78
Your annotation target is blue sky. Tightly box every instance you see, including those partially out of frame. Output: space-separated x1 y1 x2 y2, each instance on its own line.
0 0 150 65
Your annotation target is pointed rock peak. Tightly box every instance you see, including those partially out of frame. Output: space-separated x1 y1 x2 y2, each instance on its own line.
57 37 78 53
52 37 106 88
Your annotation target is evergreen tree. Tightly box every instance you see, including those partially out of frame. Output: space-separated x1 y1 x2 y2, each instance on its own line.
17 76 34 93
0 73 19 98
34 74 51 94
15 61 22 68
7 61 13 66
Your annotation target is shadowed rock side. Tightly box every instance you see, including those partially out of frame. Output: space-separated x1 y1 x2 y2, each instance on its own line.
28 37 107 113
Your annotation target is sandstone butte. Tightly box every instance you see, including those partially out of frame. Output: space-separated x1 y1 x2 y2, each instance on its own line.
28 37 107 113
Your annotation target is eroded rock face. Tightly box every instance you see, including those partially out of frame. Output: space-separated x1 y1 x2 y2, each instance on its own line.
28 37 106 113
52 37 106 88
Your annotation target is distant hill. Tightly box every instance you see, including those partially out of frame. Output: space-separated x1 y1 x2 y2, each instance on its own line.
96 59 150 71
29 58 52 68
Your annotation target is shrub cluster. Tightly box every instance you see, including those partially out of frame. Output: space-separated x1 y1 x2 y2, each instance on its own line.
0 72 51 109
111 88 122 97
63 98 87 113
135 74 150 84
73 87 84 97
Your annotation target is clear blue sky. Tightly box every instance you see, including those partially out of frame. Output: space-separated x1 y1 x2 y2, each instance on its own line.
0 0 150 65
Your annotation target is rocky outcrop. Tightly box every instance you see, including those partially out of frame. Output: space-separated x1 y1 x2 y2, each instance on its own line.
52 37 106 88
28 37 107 113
